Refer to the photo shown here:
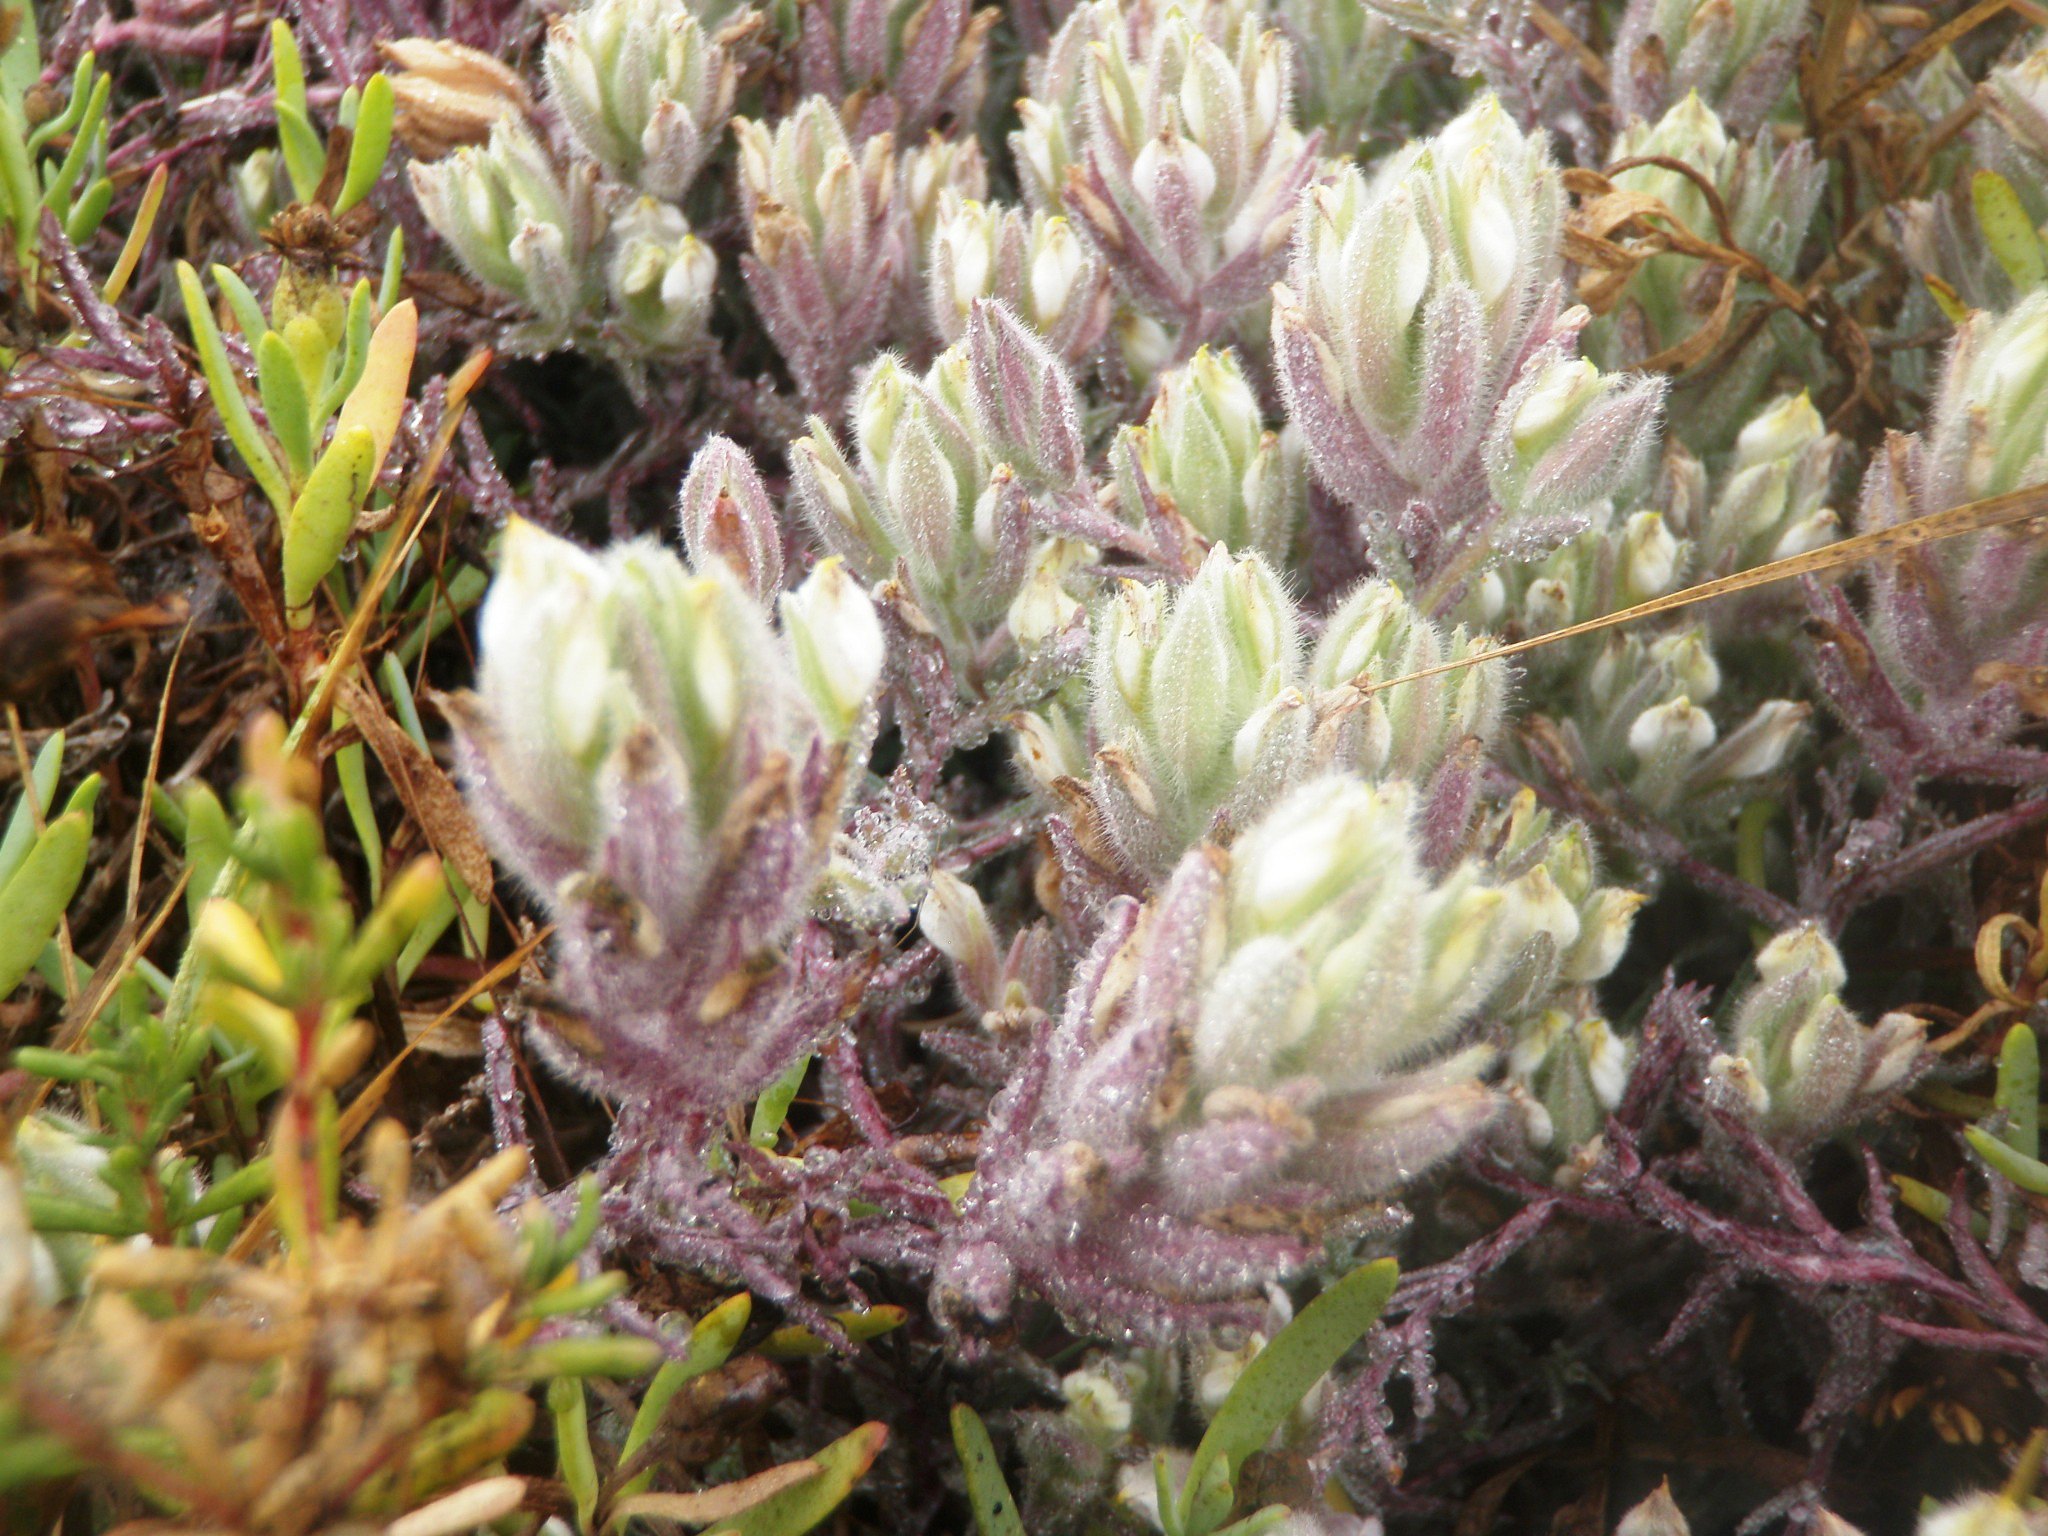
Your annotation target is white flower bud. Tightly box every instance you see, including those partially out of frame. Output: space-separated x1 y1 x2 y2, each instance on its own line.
1622 511 1682 597
1627 697 1716 763
1754 923 1847 991
1735 390 1825 470
780 558 885 740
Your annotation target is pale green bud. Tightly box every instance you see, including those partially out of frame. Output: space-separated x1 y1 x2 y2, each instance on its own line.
1310 578 1507 781
1713 922 1926 1140
1734 389 1826 469
1627 696 1716 765
1621 511 1682 598
1130 347 1303 563
1510 1009 1632 1151
605 199 717 355
920 869 999 1002
1948 293 2048 501
1063 1361 1137 1441
544 0 734 200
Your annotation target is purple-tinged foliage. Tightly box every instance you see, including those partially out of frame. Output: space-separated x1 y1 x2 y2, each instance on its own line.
448 522 883 1121
1020 0 1326 341
734 98 902 413
1274 95 1663 589
793 0 998 144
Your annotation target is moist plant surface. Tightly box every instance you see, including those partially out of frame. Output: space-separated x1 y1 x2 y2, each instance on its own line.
6 0 2048 1533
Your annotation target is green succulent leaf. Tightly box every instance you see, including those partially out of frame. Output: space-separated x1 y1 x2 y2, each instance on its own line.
334 72 393 215
1997 1024 2040 1160
177 261 293 518
1176 1258 1399 1536
257 329 317 484
951 1405 1026 1536
0 777 100 998
282 424 378 618
704 1422 888 1536
1975 171 2047 293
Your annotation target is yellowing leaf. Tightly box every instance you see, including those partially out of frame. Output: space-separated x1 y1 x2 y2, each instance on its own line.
334 298 418 480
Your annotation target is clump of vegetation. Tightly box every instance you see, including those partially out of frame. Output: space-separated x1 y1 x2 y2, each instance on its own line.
6 0 2048 1530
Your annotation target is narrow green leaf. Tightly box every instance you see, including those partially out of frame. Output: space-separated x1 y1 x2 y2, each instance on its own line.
0 0 40 104
0 730 66 890
951 1406 1026 1536
178 781 234 928
0 97 39 252
9 1046 119 1087
705 1423 888 1536
182 1156 274 1221
257 329 317 485
269 20 309 118
1177 1259 1399 1536
1966 1125 2048 1194
335 737 382 901
550 1378 602 1536
521 1270 629 1321
1997 1024 2040 1160
23 52 91 159
321 280 376 418
379 226 406 314
62 172 112 243
209 262 270 344
37 68 107 217
1975 171 2047 292
276 100 325 205
24 1190 134 1236
282 424 377 617
617 1293 754 1509
334 72 394 215
750 1053 811 1148
759 1306 909 1360
515 1336 665 1381
176 261 292 517
0 798 97 998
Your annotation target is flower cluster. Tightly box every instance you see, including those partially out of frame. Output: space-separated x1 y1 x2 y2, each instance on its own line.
448 520 883 1119
408 0 729 369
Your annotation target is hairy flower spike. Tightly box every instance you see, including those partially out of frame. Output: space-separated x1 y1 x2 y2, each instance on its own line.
936 775 1511 1336
544 0 735 200
1706 924 1926 1143
927 195 1112 364
1030 0 1324 330
734 97 900 410
450 521 882 1114
409 118 608 353
1117 347 1304 565
678 436 786 601
605 197 718 354
1590 95 1826 441
1678 391 1841 578
795 0 1000 143
1608 0 1810 132
1273 95 1653 580
1307 579 1507 785
1080 546 1305 875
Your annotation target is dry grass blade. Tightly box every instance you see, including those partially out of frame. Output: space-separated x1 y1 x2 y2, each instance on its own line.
1361 481 2048 696
1821 0 2014 130
336 669 494 901
611 1461 825 1525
